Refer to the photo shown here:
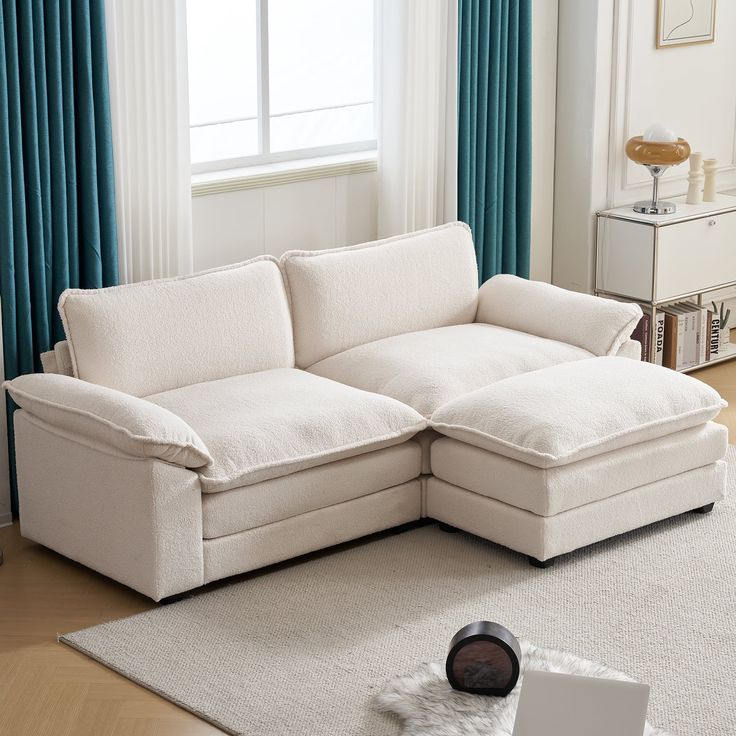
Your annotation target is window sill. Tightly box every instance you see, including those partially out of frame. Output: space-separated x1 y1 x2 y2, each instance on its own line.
191 151 378 197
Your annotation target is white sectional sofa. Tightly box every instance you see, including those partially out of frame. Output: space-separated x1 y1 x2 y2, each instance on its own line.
5 223 727 601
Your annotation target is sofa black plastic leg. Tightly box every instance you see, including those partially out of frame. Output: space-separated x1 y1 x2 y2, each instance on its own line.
438 522 460 533
691 502 715 514
528 555 556 569
388 520 424 535
159 592 188 605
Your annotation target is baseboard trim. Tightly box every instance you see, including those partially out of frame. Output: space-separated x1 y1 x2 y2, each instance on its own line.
0 511 13 528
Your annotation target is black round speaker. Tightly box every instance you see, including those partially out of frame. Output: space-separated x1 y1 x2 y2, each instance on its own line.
446 621 522 696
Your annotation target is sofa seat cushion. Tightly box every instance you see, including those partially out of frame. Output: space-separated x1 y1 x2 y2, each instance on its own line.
430 422 727 516
202 443 422 538
146 369 426 493
430 356 726 469
307 323 594 417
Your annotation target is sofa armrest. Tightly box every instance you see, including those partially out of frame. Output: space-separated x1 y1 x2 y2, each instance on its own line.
15 410 204 600
475 275 642 357
4 373 212 468
40 340 74 376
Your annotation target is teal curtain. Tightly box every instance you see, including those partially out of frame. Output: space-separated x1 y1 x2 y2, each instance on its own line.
0 0 118 513
458 0 532 282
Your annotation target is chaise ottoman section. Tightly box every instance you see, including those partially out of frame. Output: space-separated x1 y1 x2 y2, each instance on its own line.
430 423 726 518
428 357 728 565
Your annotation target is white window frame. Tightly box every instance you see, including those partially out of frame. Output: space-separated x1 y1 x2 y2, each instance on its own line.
190 0 377 175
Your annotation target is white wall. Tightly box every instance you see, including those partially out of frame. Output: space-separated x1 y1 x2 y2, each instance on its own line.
554 0 736 292
552 0 616 292
608 0 736 207
192 171 378 269
529 0 558 282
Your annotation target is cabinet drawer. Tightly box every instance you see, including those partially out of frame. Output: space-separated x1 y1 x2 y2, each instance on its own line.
656 211 736 300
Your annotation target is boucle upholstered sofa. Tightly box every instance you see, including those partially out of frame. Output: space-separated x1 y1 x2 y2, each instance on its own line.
5 223 727 601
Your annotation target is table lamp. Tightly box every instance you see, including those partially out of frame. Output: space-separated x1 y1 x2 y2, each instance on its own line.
625 123 690 215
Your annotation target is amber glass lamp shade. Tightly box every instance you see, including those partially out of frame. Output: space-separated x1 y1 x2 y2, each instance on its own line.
625 136 691 167
625 134 691 215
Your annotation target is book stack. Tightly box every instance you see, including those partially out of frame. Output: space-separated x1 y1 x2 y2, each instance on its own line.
635 308 665 364
660 302 719 371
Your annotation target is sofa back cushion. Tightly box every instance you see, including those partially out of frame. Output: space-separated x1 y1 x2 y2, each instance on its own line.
281 222 479 367
59 256 294 397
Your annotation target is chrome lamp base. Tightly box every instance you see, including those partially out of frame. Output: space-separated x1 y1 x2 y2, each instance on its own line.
633 164 677 215
632 200 677 215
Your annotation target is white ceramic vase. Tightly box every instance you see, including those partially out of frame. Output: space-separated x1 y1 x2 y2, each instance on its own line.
686 152 704 204
703 158 718 202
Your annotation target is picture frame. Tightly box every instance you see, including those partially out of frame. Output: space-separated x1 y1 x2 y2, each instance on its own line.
657 0 716 48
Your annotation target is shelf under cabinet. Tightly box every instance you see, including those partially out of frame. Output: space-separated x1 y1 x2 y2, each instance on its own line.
596 289 736 372
683 340 736 373
596 195 736 372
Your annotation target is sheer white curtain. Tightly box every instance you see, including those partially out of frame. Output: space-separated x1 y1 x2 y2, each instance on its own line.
104 0 193 283
377 0 458 238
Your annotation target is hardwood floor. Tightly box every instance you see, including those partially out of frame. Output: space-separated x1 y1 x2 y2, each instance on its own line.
690 360 736 437
0 527 221 735
1 359 734 735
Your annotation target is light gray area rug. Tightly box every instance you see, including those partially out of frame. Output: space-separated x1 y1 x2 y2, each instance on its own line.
376 641 673 736
61 449 736 736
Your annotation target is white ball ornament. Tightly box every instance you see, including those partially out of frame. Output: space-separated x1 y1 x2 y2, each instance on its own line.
643 123 677 143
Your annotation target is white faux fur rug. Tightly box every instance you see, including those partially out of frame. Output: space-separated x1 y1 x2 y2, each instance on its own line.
375 640 673 736
60 448 736 735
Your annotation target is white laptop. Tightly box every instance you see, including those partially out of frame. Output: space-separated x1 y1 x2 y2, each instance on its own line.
512 670 650 736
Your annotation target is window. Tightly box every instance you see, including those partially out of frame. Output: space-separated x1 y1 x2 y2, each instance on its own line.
187 0 376 173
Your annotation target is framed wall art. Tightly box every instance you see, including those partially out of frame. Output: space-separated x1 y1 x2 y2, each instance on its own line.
657 0 716 48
